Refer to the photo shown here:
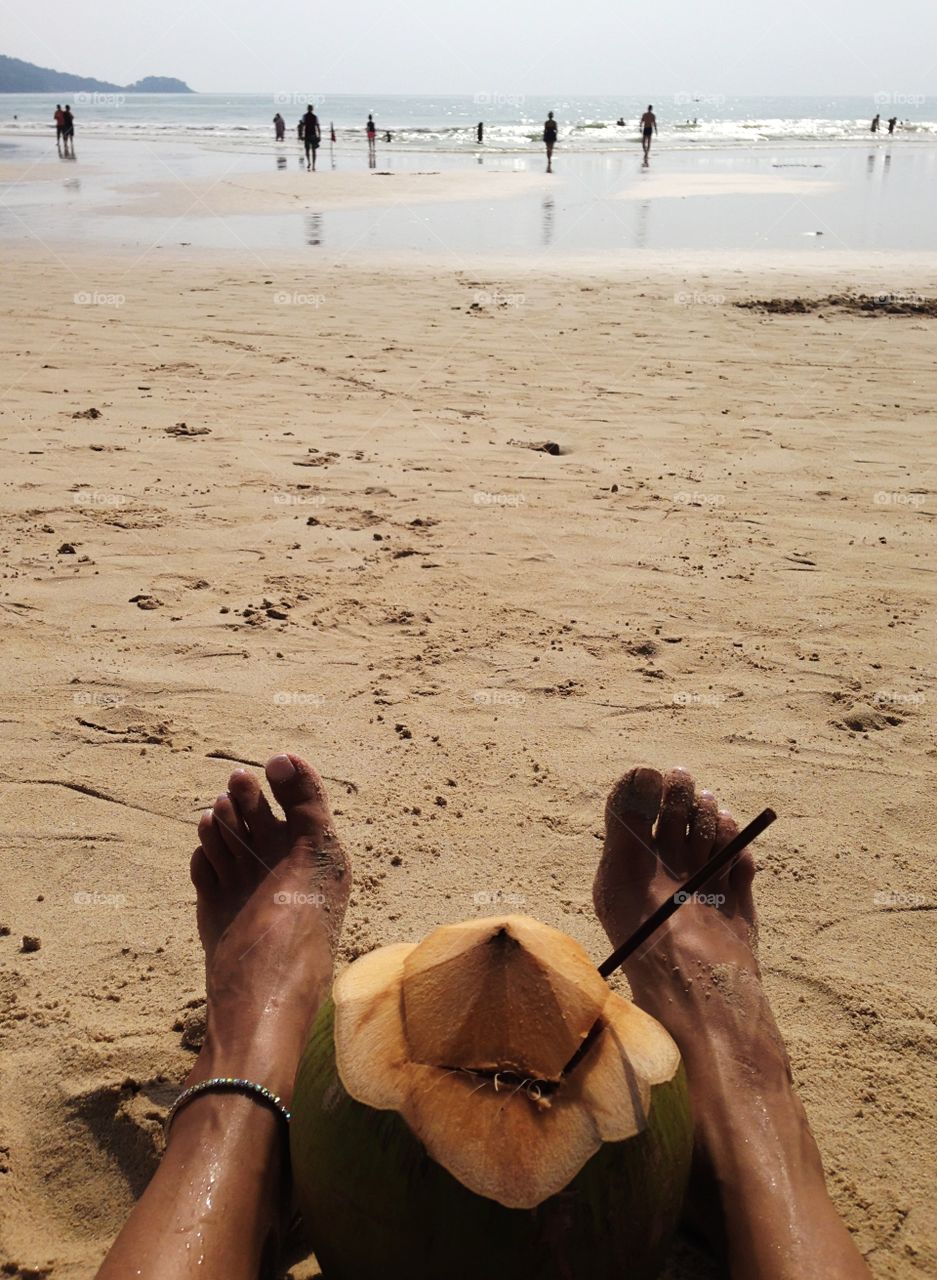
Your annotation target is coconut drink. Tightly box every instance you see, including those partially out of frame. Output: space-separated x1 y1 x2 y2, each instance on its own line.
290 914 693 1280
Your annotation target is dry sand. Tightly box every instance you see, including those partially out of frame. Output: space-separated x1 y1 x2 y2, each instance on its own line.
0 245 935 1279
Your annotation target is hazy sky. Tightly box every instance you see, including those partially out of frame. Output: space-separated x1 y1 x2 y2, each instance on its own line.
5 0 937 96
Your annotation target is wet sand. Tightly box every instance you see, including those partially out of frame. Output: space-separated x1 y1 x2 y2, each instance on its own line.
3 134 937 253
0 244 935 1278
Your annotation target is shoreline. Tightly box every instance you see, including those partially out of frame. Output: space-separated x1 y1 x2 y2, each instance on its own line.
2 133 936 255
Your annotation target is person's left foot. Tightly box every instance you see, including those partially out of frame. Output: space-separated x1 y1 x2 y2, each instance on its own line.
187 753 350 1105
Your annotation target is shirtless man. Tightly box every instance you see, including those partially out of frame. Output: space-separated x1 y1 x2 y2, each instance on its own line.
641 104 657 161
96 755 870 1279
302 104 321 171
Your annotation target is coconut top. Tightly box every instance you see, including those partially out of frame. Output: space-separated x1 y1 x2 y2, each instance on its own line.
333 914 681 1210
401 915 610 1081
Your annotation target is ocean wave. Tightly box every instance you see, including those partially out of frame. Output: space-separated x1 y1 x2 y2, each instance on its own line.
3 114 936 152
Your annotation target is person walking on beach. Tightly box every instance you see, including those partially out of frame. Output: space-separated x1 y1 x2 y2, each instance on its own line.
273 112 285 142
640 104 657 162
302 104 321 171
871 113 880 133
366 113 377 158
61 105 75 157
543 110 558 172
53 104 65 148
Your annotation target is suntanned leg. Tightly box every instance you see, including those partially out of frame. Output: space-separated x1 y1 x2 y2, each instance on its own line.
97 753 350 1280
593 766 871 1280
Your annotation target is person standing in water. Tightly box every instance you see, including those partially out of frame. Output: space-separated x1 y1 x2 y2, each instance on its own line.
543 111 558 172
477 121 484 144
53 104 65 148
640 104 657 162
887 116 898 135
366 113 377 158
61 105 75 157
273 113 285 142
302 104 321 170
871 113 881 133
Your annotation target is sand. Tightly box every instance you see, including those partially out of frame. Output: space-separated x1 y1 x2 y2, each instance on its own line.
0 243 935 1279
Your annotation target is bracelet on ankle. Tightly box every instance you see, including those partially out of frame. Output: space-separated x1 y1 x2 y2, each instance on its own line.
164 1077 292 1139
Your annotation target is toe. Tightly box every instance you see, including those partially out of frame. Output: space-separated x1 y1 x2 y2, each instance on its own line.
212 794 250 858
198 808 230 881
604 766 663 865
729 848 756 918
190 846 217 894
688 789 719 864
714 807 741 900
227 769 279 840
715 808 739 851
655 767 696 872
594 766 663 931
265 753 333 842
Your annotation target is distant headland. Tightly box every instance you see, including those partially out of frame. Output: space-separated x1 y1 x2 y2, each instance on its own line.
0 54 193 94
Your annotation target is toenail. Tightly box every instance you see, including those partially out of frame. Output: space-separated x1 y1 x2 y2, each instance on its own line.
267 754 297 783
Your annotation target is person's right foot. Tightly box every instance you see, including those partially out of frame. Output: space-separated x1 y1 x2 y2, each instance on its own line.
593 767 872 1279
592 767 793 1253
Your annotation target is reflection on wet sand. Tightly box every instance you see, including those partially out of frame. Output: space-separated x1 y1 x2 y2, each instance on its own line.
541 195 554 246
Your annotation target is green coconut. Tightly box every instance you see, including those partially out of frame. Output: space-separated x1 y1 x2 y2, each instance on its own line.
291 915 693 1280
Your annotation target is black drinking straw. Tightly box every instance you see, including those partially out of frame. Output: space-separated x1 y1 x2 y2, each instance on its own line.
597 807 777 978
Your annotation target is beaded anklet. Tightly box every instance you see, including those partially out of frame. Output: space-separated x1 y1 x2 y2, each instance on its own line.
164 1077 292 1139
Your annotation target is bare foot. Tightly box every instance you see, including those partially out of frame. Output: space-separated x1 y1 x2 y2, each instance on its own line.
593 767 870 1279
592 766 789 1085
188 752 350 1105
